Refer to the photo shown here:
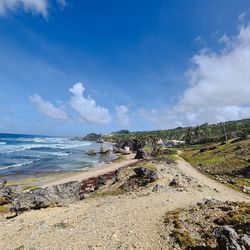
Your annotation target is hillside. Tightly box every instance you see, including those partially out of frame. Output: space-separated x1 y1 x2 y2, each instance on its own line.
182 136 250 193
103 118 250 145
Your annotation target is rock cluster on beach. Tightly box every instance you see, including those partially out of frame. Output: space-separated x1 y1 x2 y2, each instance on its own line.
11 181 84 212
0 161 160 214
0 178 14 205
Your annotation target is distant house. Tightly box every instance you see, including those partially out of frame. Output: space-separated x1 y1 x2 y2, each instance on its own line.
156 138 163 145
165 140 186 147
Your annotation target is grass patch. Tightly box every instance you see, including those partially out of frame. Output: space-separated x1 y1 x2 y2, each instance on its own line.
6 178 37 186
0 205 9 213
14 246 25 250
113 155 126 163
22 185 39 191
141 162 157 170
172 229 196 248
53 222 69 229
0 197 7 205
181 138 250 193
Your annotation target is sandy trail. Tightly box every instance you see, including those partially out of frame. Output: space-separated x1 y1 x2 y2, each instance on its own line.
0 157 249 250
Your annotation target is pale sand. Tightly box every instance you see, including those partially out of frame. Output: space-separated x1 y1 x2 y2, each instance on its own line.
0 156 249 250
41 154 138 188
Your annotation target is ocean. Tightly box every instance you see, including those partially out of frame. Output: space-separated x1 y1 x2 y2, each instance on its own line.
0 133 115 179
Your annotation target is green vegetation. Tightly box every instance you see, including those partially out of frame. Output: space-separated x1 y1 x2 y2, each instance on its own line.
0 205 9 213
163 202 250 249
0 197 7 205
182 137 250 192
22 185 39 191
53 222 69 229
91 162 158 198
83 133 101 141
14 246 25 250
103 118 250 145
112 155 126 163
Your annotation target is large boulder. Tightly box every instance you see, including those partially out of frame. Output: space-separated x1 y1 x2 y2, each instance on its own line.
134 149 147 159
214 226 242 250
0 178 7 189
0 178 15 205
241 234 250 250
11 181 84 212
100 145 110 154
134 167 158 181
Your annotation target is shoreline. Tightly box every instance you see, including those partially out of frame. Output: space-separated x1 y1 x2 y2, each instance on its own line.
41 154 138 188
5 154 139 189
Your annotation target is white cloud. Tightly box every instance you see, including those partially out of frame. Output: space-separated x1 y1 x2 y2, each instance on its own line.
0 0 66 18
69 83 111 125
30 94 69 122
115 105 130 127
140 24 250 128
138 108 160 124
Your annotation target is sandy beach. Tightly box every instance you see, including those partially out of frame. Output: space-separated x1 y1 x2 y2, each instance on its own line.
41 154 139 188
0 156 249 250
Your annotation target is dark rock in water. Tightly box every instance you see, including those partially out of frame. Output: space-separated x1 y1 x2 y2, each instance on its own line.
100 145 110 154
0 178 7 189
134 149 146 159
11 181 83 212
97 138 104 143
214 226 241 250
134 167 158 181
87 149 97 155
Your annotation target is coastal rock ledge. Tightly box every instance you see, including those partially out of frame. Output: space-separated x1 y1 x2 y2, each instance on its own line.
10 169 122 213
11 181 84 212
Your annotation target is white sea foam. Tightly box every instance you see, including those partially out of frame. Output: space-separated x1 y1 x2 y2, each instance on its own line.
0 140 92 153
46 152 72 157
0 142 6 145
0 161 34 170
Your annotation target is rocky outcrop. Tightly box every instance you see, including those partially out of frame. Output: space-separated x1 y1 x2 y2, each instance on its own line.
115 139 143 152
9 168 124 213
0 178 15 205
0 178 7 189
100 145 110 154
134 167 158 181
214 226 250 250
11 181 84 212
87 149 97 155
134 149 147 159
80 170 120 193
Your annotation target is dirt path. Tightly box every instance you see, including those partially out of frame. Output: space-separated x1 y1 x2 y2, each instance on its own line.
0 157 249 250
176 156 249 200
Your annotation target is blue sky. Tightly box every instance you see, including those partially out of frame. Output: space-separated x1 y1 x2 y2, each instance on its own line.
0 0 250 136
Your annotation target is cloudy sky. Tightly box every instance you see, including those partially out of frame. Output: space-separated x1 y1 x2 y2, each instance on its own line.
0 0 250 136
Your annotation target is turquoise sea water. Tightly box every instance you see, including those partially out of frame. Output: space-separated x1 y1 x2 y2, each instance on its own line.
0 133 115 178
